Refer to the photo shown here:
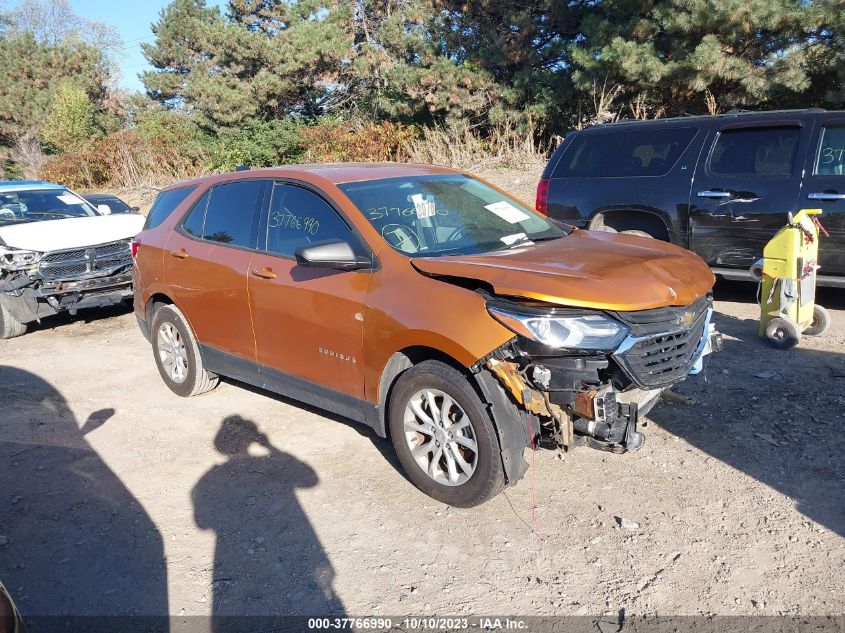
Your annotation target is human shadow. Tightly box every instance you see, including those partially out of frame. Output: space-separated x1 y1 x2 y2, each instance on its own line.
192 416 344 631
650 289 845 539
0 365 168 630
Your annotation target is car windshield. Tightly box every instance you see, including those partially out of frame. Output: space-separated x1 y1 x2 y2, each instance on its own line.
88 196 132 213
339 174 565 257
0 189 98 226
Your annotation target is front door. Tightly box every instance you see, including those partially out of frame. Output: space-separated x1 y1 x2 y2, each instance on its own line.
689 121 811 269
248 182 371 400
162 179 265 360
801 114 845 275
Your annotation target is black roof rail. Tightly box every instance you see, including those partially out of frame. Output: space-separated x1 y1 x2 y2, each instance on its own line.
235 165 250 172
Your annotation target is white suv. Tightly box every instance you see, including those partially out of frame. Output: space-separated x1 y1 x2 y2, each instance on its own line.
0 180 144 338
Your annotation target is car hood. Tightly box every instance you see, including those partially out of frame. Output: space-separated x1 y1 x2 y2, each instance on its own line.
0 214 145 252
410 229 715 311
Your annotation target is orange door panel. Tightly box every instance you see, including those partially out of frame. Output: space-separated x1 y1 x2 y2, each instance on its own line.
163 231 257 360
248 182 372 399
248 255 369 399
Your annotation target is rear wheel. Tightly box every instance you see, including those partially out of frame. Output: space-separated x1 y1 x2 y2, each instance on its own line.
151 304 218 397
620 229 653 238
388 360 504 507
0 301 27 339
765 317 801 350
803 305 830 336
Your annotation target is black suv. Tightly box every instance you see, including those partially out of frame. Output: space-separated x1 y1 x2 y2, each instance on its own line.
538 109 845 286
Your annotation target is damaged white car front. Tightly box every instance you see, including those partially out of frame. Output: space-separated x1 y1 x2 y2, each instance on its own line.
0 181 144 339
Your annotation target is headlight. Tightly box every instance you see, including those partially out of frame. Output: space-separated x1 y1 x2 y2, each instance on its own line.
488 305 630 351
0 247 42 271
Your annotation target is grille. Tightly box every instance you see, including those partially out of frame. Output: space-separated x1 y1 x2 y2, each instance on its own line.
39 240 132 281
615 306 709 388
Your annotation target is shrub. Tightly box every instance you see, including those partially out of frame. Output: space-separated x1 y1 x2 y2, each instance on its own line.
300 119 418 163
41 130 205 189
212 119 305 171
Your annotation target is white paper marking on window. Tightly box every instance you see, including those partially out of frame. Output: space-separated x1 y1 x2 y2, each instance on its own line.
411 194 436 219
485 200 530 223
57 194 85 205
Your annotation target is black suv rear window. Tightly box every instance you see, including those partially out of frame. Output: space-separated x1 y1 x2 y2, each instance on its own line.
554 127 698 178
144 186 197 229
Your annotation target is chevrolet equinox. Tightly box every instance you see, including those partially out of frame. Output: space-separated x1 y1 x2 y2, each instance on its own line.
133 164 720 507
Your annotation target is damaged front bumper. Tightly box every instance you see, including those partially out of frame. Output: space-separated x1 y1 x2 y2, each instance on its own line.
0 271 134 324
484 294 722 454
0 239 135 324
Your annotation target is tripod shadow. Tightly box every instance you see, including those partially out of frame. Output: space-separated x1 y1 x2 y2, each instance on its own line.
192 416 343 629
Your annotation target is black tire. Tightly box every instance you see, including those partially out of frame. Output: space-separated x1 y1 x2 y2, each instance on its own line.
620 229 653 238
803 305 831 337
388 360 505 507
0 301 27 339
150 304 218 397
764 317 801 350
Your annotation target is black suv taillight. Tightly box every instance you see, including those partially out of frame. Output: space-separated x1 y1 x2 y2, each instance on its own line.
131 239 140 258
535 178 550 216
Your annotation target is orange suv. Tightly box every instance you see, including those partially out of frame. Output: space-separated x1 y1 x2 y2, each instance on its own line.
133 164 720 506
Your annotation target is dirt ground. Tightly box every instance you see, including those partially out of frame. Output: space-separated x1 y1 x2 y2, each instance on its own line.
2 167 844 622
2 289 844 621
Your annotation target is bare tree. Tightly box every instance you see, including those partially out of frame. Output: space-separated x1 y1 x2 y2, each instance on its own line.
10 134 47 179
5 0 121 54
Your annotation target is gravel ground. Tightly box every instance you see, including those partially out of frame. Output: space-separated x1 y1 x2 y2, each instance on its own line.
1 281 843 621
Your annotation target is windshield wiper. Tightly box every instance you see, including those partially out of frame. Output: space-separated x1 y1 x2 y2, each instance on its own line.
503 234 562 250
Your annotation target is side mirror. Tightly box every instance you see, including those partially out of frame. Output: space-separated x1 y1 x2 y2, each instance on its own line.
295 240 371 270
132 206 141 213
97 204 112 215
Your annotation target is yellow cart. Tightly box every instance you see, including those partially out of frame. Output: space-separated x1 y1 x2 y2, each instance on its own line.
756 208 831 349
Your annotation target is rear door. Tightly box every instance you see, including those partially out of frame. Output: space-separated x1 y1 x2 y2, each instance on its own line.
801 113 845 275
689 119 812 268
162 179 265 360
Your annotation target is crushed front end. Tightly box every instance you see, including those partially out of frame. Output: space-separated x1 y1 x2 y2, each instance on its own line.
0 239 135 325
482 292 722 454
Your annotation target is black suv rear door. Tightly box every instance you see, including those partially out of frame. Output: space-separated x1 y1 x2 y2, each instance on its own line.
801 112 845 275
689 117 812 269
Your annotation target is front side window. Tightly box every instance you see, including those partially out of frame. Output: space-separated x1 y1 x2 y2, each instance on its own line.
709 126 801 176
180 181 263 248
263 184 358 257
339 174 564 257
814 125 845 176
0 188 97 227
554 127 698 178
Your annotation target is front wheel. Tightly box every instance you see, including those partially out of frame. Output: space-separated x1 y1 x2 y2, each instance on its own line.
0 301 27 339
765 317 800 350
151 304 219 397
388 360 504 507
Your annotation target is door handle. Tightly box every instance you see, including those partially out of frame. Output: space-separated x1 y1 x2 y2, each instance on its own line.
808 192 845 201
169 248 189 259
697 190 732 199
251 267 277 280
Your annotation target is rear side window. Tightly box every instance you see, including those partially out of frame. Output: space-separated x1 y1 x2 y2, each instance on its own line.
180 180 264 248
709 126 801 176
554 127 698 178
814 125 845 176
144 186 197 229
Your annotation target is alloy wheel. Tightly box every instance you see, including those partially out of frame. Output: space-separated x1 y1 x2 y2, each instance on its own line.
157 322 189 384
403 388 478 486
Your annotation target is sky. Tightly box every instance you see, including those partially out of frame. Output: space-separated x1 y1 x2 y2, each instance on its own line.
9 0 227 93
